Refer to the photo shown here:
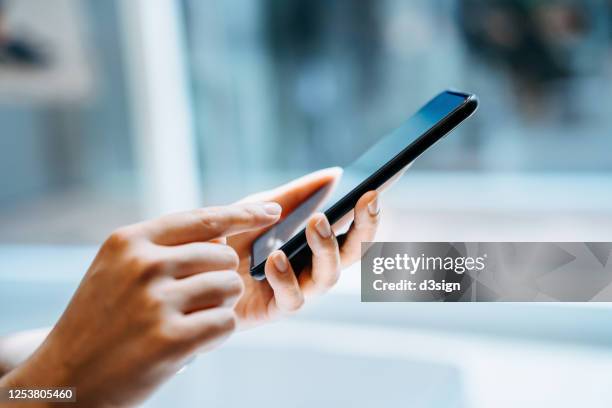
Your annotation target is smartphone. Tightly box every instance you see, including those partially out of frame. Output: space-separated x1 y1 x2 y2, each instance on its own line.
250 90 479 280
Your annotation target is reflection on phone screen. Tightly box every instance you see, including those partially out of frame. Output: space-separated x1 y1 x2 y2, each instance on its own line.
251 177 339 267
251 91 470 270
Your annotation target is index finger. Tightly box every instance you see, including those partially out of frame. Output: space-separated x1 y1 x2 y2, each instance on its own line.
239 167 342 215
144 202 282 245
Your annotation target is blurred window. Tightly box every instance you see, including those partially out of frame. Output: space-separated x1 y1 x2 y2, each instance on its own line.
1 0 611 242
0 0 137 243
182 0 612 203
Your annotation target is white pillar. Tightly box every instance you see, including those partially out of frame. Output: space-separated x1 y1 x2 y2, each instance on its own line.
118 0 201 218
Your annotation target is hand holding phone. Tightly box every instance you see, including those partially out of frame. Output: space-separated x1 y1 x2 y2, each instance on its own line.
227 171 381 328
251 90 479 279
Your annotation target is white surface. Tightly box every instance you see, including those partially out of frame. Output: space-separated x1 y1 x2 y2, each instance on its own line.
146 320 612 408
1 245 612 407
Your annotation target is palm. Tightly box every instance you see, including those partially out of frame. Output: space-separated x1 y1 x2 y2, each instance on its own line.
230 232 307 327
225 171 332 328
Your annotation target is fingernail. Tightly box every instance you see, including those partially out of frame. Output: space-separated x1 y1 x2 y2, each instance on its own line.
273 252 288 272
367 196 380 217
314 216 332 239
263 202 282 216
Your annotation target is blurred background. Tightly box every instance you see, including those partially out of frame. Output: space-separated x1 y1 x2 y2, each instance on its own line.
1 0 612 407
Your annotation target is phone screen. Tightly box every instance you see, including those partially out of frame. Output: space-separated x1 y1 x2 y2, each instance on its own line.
252 91 469 269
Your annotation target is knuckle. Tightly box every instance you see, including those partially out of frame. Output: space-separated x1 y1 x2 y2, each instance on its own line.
325 268 342 287
328 240 341 254
327 271 341 287
222 270 245 298
359 209 380 227
147 278 174 305
356 217 379 231
316 239 339 257
284 293 305 312
197 208 221 233
156 318 190 346
204 286 227 304
104 227 135 251
131 252 168 280
195 309 237 341
214 309 237 334
203 271 244 306
142 259 167 279
241 205 262 221
317 265 341 289
167 309 237 344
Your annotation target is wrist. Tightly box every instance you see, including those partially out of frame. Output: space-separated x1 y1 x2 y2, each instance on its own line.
0 341 92 408
0 373 53 408
0 328 51 377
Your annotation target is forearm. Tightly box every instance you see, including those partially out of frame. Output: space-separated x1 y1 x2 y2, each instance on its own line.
0 328 50 377
0 372 51 408
0 347 65 408
0 328 72 408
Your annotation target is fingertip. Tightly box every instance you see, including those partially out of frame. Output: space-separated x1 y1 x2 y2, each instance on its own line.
354 191 379 223
337 191 380 265
265 251 304 313
265 250 294 282
270 250 289 274
239 201 282 229
306 213 322 229
262 201 282 217
305 213 332 237
305 215 340 277
359 190 378 202
356 190 378 214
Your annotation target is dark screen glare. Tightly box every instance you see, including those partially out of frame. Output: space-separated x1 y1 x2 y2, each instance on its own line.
322 91 467 209
252 91 468 267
